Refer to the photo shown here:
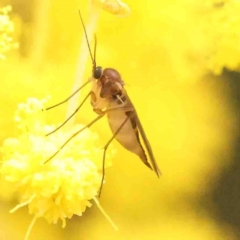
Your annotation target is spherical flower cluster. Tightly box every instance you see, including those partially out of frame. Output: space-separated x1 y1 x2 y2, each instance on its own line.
0 5 18 59
0 98 115 228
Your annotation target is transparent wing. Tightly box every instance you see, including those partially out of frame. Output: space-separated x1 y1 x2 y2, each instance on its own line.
124 89 161 177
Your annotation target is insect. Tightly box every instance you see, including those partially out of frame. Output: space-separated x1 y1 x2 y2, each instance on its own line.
45 11 161 196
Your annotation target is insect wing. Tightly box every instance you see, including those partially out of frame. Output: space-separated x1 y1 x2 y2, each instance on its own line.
124 91 161 177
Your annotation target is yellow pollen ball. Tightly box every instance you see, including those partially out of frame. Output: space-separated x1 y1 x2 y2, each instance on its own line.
1 98 114 227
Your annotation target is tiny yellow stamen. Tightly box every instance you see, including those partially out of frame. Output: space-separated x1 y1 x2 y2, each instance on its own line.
9 195 36 213
24 216 38 240
93 197 118 231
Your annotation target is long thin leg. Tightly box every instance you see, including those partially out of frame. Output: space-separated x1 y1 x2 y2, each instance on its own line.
46 80 91 110
44 106 134 165
46 92 91 136
44 114 104 164
98 111 135 197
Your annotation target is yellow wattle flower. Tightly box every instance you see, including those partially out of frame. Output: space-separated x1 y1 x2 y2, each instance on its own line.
0 5 18 59
0 98 116 232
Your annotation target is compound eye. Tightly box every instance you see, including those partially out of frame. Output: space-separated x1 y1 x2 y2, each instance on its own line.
93 66 103 79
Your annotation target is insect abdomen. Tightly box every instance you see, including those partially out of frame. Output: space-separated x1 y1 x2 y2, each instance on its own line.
107 109 152 170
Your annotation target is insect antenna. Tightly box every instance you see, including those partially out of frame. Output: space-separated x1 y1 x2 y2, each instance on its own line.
45 10 97 136
46 10 96 112
94 34 97 66
78 10 96 70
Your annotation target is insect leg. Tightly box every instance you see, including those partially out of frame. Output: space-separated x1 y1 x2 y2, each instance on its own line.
44 114 104 164
46 80 91 110
45 106 133 164
98 111 135 197
46 92 91 136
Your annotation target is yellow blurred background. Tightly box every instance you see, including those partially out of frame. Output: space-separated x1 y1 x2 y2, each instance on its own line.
1 0 240 239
